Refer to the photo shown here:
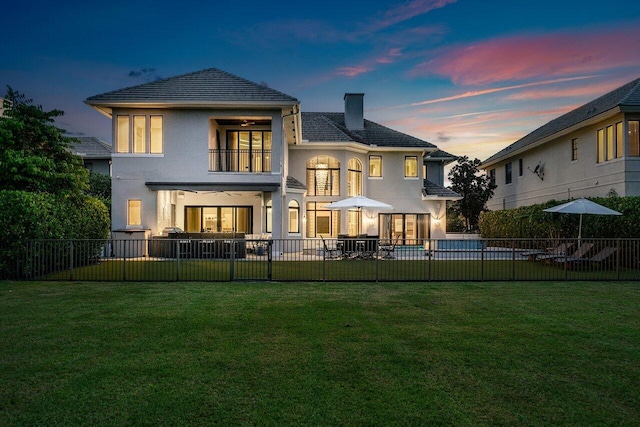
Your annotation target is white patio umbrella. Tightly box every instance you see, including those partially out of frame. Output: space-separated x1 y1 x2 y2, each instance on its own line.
543 198 622 241
324 196 393 235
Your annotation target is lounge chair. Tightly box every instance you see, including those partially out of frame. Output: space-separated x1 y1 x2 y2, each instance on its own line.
546 243 594 263
585 247 617 268
521 242 573 261
321 236 343 260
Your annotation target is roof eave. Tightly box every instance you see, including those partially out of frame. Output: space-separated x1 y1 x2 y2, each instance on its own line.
481 106 624 169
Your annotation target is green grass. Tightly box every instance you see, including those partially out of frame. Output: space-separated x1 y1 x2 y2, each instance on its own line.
42 258 639 282
1 281 639 425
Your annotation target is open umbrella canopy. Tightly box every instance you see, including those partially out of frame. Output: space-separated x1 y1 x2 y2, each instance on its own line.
543 198 622 240
324 196 393 210
543 198 622 216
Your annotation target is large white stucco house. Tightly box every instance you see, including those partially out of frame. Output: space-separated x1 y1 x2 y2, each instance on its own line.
481 77 640 210
85 68 459 245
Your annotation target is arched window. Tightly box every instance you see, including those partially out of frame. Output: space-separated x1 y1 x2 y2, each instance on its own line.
288 200 299 234
306 156 340 196
347 158 362 196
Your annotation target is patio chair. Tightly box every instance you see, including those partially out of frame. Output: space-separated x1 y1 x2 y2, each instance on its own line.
550 243 594 267
584 247 617 269
379 236 399 259
321 236 343 260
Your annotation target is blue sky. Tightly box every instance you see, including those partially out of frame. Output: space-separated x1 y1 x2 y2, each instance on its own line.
2 0 639 162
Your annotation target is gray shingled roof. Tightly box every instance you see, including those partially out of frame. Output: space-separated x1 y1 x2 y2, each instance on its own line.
422 180 462 200
286 176 306 191
85 68 298 106
301 112 436 148
424 149 457 161
68 137 112 159
483 77 640 166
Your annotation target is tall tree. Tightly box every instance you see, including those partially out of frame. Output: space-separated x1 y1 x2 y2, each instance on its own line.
448 156 497 232
0 87 88 194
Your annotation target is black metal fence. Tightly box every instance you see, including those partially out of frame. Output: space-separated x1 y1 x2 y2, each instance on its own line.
2 237 639 282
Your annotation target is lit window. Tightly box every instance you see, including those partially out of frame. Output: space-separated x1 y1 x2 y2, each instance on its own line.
571 138 578 161
117 116 129 153
266 201 272 233
505 162 512 184
306 156 340 196
630 121 640 157
127 200 142 226
133 116 146 153
597 129 605 163
369 155 382 177
288 200 299 234
348 158 362 196
616 122 623 158
150 116 163 154
405 156 418 178
606 125 614 160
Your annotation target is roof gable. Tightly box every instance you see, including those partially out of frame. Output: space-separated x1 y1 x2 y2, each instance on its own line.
85 68 298 106
482 77 640 165
301 112 436 149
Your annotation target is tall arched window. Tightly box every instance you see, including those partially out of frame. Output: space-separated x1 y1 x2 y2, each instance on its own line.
306 156 340 196
288 200 300 234
347 158 362 196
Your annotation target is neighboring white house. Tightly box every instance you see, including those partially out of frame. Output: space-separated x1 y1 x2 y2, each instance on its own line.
68 137 112 176
481 77 640 210
85 68 459 244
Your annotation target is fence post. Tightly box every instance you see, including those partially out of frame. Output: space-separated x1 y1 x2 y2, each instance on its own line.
616 239 620 281
175 239 180 281
512 246 516 281
69 240 74 281
229 239 235 281
267 240 273 281
480 244 485 282
122 240 127 281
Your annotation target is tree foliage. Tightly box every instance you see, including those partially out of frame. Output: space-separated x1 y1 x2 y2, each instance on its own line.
447 156 497 232
0 87 88 194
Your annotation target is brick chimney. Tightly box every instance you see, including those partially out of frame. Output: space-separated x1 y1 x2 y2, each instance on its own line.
344 93 364 130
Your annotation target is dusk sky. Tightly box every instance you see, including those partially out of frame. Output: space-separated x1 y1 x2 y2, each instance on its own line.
2 0 640 163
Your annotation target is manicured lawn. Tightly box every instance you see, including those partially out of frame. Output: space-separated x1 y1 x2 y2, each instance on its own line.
1 281 639 425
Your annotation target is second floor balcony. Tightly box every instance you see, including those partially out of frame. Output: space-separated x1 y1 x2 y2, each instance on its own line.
209 149 272 173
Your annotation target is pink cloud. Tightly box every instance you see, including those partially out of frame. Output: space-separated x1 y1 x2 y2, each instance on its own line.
411 24 640 85
335 65 374 77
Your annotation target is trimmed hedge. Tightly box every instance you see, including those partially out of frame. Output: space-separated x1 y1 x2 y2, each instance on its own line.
0 190 110 278
479 196 640 239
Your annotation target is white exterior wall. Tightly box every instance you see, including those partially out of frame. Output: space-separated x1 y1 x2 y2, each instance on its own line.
486 112 640 210
110 107 285 235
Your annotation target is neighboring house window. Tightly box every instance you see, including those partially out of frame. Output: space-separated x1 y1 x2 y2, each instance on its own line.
306 202 340 237
369 155 382 178
116 115 163 154
630 121 640 157
127 200 142 226
616 122 623 158
597 129 605 163
347 158 362 196
606 125 615 160
518 158 523 176
288 200 299 234
571 138 578 161
266 201 272 233
226 131 272 172
505 162 512 185
405 156 418 178
489 169 496 186
307 156 340 196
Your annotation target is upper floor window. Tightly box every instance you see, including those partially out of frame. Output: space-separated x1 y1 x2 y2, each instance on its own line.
288 200 300 234
348 158 362 196
629 121 639 157
505 162 512 184
597 129 605 163
405 156 418 178
616 122 623 158
369 155 382 178
489 169 496 186
117 115 163 154
307 156 340 196
571 138 578 161
597 124 624 162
